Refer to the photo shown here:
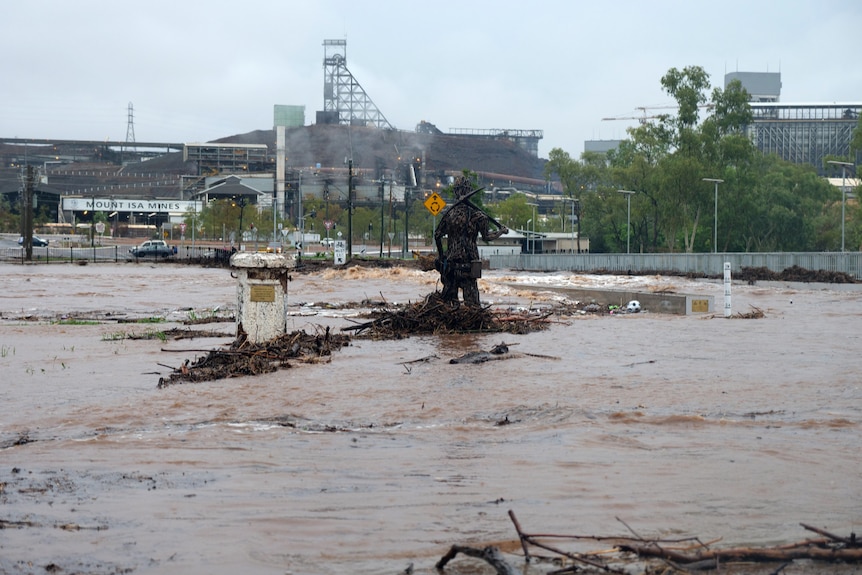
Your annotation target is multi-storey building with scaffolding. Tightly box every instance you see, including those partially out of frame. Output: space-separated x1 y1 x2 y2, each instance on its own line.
726 71 860 174
747 102 860 173
183 143 271 174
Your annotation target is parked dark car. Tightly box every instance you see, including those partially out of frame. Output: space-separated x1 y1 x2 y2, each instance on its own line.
18 235 49 247
129 240 174 258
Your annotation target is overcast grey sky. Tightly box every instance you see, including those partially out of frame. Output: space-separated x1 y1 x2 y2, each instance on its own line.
3 0 860 159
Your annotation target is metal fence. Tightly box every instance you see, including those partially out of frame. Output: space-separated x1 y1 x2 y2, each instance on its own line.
0 245 124 263
487 252 862 278
0 245 237 266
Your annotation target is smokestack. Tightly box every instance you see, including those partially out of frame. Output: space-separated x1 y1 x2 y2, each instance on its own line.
276 126 285 219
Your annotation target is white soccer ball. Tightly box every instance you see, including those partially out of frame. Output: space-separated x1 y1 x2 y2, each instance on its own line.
626 300 641 313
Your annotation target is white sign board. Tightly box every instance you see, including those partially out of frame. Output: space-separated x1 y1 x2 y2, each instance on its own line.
333 240 347 265
62 198 201 214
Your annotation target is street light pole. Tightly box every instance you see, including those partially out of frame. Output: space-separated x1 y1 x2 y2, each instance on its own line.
297 169 303 242
526 202 538 254
272 190 277 244
347 159 354 259
379 177 385 258
235 198 246 251
617 190 636 254
404 188 410 258
703 178 724 253
827 160 854 252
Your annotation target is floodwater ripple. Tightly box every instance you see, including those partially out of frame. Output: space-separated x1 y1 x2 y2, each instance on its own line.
1 263 861 574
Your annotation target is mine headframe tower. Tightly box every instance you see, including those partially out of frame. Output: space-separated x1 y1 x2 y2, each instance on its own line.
321 39 393 130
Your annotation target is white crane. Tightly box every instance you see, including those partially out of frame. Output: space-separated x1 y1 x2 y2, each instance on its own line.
602 104 714 124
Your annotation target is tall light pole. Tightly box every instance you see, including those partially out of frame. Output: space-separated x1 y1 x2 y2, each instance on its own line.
703 178 724 253
563 197 576 253
232 198 247 251
272 189 278 244
617 190 636 254
526 202 538 254
827 160 854 252
296 169 303 240
379 176 385 258
347 159 354 259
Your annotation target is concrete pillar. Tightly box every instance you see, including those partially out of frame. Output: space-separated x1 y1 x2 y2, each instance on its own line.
230 252 295 343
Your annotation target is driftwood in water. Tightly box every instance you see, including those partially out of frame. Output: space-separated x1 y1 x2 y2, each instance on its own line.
438 511 862 574
485 511 861 573
619 540 862 564
738 265 857 284
450 342 562 365
157 327 349 387
342 292 552 339
435 545 520 575
450 342 513 364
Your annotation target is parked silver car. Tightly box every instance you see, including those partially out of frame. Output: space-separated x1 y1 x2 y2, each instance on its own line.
129 240 174 258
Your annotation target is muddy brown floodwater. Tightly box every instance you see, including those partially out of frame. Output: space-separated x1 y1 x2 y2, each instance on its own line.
0 262 860 575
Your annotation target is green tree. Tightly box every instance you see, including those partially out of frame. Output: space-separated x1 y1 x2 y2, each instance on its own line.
544 148 612 251
493 194 533 231
608 128 667 252
0 194 18 232
197 199 243 242
613 67 761 253
555 65 848 254
660 65 711 154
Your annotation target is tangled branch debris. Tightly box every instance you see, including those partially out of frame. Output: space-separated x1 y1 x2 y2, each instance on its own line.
705 305 766 320
438 512 862 574
582 264 858 284
341 293 553 339
732 304 766 319
157 327 349 388
738 265 857 284
436 545 520 575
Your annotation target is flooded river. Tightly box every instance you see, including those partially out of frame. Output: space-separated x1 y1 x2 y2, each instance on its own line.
0 262 860 574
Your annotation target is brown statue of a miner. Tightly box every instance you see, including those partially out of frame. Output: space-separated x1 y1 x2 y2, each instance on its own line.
434 177 508 306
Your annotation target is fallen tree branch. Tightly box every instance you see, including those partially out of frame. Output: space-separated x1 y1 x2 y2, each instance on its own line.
800 522 859 546
398 354 439 365
497 511 862 572
435 545 520 575
507 510 628 573
619 541 862 563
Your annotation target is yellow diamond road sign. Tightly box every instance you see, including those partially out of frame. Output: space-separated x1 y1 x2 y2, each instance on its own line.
424 192 446 216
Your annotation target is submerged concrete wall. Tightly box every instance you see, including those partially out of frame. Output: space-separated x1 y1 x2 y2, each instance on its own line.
525 285 714 315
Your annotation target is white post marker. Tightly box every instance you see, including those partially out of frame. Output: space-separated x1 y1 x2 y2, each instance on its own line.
724 262 732 318
333 240 347 266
